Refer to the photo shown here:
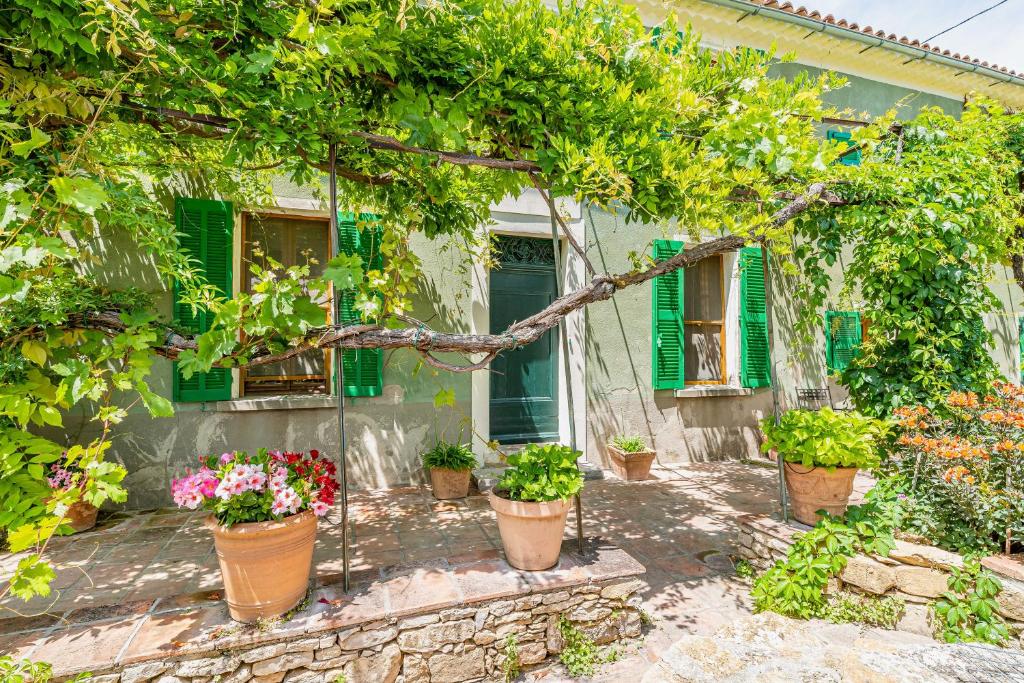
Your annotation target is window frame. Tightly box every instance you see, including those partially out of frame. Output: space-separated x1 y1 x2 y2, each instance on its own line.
683 253 727 385
238 211 333 397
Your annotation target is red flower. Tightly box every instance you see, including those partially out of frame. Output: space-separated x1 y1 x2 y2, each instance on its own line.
310 449 320 459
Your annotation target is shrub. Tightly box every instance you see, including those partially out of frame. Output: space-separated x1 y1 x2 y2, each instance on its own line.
171 449 338 526
760 408 887 470
422 440 477 472
496 443 583 502
609 434 648 453
885 381 1024 554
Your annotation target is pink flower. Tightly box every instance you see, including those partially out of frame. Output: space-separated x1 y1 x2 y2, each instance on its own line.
311 500 330 517
219 452 234 465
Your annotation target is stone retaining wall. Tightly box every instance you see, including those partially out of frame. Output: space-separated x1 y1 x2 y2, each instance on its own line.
71 577 645 683
736 514 1024 646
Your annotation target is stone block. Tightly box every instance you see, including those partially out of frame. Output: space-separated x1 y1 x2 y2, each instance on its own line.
339 626 398 650
895 566 948 598
343 643 400 683
398 613 440 630
305 654 357 671
995 579 1024 621
281 669 321 683
121 661 170 683
600 578 644 600
251 651 314 676
473 630 497 645
428 648 486 683
221 665 252 683
252 673 286 683
317 634 337 650
440 607 477 621
175 655 240 677
888 540 963 571
316 645 342 660
153 677 188 683
840 555 897 594
896 603 932 637
518 641 547 665
241 643 289 664
567 604 612 622
403 655 430 682
397 619 476 653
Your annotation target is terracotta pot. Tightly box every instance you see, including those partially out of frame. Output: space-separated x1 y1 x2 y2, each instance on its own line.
607 445 656 481
429 467 472 500
206 511 317 621
489 491 571 571
65 501 99 533
784 463 858 525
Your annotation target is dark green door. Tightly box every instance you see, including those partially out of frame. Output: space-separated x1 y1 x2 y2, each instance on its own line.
489 236 559 444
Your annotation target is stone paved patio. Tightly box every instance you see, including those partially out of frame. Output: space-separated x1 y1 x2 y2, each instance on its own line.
0 461 874 679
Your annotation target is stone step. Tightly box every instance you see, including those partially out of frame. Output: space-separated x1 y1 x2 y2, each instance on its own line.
473 460 604 493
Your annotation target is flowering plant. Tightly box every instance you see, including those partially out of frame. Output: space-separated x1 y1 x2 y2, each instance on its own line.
887 381 1024 553
172 449 338 526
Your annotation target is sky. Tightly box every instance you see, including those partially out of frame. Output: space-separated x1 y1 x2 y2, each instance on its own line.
801 0 1023 73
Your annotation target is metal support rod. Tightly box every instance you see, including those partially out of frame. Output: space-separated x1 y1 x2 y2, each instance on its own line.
328 142 352 592
765 245 786 524
547 194 585 554
760 244 788 522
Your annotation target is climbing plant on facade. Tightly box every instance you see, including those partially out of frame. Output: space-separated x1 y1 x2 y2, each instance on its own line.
789 101 1023 416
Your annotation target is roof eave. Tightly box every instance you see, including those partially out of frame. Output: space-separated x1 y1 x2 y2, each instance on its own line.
700 0 1024 90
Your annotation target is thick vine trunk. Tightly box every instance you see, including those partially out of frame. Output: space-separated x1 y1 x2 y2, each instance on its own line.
71 183 830 372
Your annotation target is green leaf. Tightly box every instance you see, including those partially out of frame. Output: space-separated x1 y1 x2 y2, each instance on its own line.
49 176 108 215
433 387 455 408
8 554 56 600
10 127 51 157
322 254 363 290
20 339 47 366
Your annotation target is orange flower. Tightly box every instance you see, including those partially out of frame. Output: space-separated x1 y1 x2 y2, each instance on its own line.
947 391 979 409
942 466 975 484
981 410 1007 424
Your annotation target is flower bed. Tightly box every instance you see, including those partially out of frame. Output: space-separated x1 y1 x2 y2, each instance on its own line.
886 382 1024 554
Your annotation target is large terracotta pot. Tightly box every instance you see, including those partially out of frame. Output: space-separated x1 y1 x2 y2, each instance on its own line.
429 467 472 500
784 463 858 525
65 501 98 533
489 491 571 571
206 511 317 621
607 445 656 481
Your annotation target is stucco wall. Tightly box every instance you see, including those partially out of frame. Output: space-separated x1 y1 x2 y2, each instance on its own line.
60 179 477 508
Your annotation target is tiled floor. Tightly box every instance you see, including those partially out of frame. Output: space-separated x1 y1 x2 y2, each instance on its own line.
1 461 869 678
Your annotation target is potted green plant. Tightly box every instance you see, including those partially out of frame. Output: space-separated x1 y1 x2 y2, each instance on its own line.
422 440 478 500
761 408 885 525
171 448 338 621
606 434 656 481
489 443 584 570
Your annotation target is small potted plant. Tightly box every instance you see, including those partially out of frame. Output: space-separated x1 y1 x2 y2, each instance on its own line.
760 408 885 525
606 434 656 481
47 459 100 533
489 443 584 571
171 448 337 621
422 440 478 500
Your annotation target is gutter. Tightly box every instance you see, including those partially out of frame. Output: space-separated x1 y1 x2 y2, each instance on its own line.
699 0 1024 90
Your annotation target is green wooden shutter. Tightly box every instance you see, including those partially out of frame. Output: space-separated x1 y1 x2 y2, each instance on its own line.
172 197 233 402
651 239 685 390
827 129 861 166
739 246 771 388
824 311 862 375
337 212 383 397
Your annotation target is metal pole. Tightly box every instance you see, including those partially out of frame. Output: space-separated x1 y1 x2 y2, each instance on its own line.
328 143 352 591
760 244 788 522
547 197 585 554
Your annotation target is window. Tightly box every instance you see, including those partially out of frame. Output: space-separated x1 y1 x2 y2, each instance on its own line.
827 129 861 166
240 213 331 396
651 241 770 390
683 255 725 384
824 310 862 374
